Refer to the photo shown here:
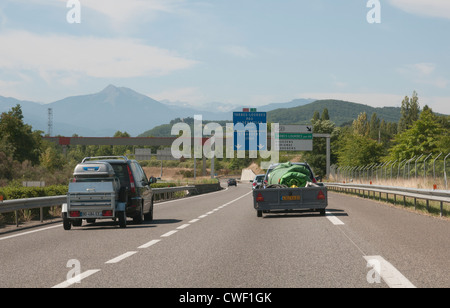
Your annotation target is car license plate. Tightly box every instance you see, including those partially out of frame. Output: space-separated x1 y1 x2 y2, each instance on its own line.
281 195 301 201
81 211 102 217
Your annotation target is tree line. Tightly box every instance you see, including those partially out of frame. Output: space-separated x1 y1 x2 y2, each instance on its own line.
1 91 449 183
305 91 449 176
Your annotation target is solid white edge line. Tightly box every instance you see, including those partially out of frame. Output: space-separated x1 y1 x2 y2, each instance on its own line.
364 255 416 288
138 239 161 249
0 224 61 241
325 211 345 225
52 269 101 288
105 251 138 264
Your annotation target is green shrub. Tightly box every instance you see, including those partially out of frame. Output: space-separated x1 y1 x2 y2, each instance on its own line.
0 185 68 201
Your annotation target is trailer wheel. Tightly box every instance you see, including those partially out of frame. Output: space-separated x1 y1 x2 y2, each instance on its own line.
63 214 72 230
319 209 326 216
118 211 127 228
257 210 263 218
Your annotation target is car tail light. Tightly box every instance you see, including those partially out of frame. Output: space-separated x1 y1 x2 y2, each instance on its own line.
102 210 113 217
252 182 257 187
126 165 136 194
69 211 80 217
256 193 264 202
317 190 326 200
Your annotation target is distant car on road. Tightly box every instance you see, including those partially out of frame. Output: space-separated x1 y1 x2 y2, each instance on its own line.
227 178 237 187
252 174 265 190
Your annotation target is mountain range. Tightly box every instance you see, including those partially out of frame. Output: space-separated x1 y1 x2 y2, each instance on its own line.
0 85 404 137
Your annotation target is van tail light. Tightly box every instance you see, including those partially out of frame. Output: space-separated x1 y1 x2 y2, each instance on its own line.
317 190 326 200
256 193 264 202
126 165 136 194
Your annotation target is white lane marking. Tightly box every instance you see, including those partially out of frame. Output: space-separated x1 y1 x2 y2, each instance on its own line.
0 224 61 241
189 218 199 223
138 239 161 249
364 256 416 288
206 211 215 215
161 230 178 237
326 211 345 225
177 224 190 230
222 191 252 206
52 269 100 288
198 215 207 219
105 251 138 264
157 186 229 205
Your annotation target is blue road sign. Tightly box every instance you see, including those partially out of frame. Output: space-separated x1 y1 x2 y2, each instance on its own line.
233 112 267 151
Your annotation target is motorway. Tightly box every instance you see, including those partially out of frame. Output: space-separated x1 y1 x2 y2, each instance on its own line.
0 181 449 289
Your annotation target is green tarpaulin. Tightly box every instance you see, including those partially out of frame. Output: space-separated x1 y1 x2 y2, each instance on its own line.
268 162 312 187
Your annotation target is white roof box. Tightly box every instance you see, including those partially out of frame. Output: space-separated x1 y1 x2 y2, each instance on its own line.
73 162 115 178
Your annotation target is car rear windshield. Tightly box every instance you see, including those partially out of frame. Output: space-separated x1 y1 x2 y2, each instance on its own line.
109 163 130 188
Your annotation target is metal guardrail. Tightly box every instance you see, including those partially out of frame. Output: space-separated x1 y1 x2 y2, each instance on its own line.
325 183 450 217
0 186 196 227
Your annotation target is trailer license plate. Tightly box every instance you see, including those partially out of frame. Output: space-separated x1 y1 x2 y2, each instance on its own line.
281 195 301 201
81 211 102 217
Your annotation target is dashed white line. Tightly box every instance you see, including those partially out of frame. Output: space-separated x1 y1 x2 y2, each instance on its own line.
326 211 345 225
177 224 190 230
161 230 178 237
189 218 199 223
364 256 416 288
105 251 138 264
138 239 161 249
198 214 207 219
52 269 101 288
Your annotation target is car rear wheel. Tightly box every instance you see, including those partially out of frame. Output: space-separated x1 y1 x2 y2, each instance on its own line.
133 203 144 224
144 199 154 221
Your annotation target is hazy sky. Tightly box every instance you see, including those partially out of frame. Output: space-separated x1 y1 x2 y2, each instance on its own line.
0 0 449 114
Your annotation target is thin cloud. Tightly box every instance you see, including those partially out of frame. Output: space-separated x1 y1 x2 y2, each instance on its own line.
388 0 450 19
223 45 255 58
0 30 198 80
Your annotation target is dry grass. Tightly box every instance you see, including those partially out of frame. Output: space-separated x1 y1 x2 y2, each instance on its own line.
330 176 448 191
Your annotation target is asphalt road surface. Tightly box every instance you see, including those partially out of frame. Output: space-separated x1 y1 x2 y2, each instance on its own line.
0 182 449 289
